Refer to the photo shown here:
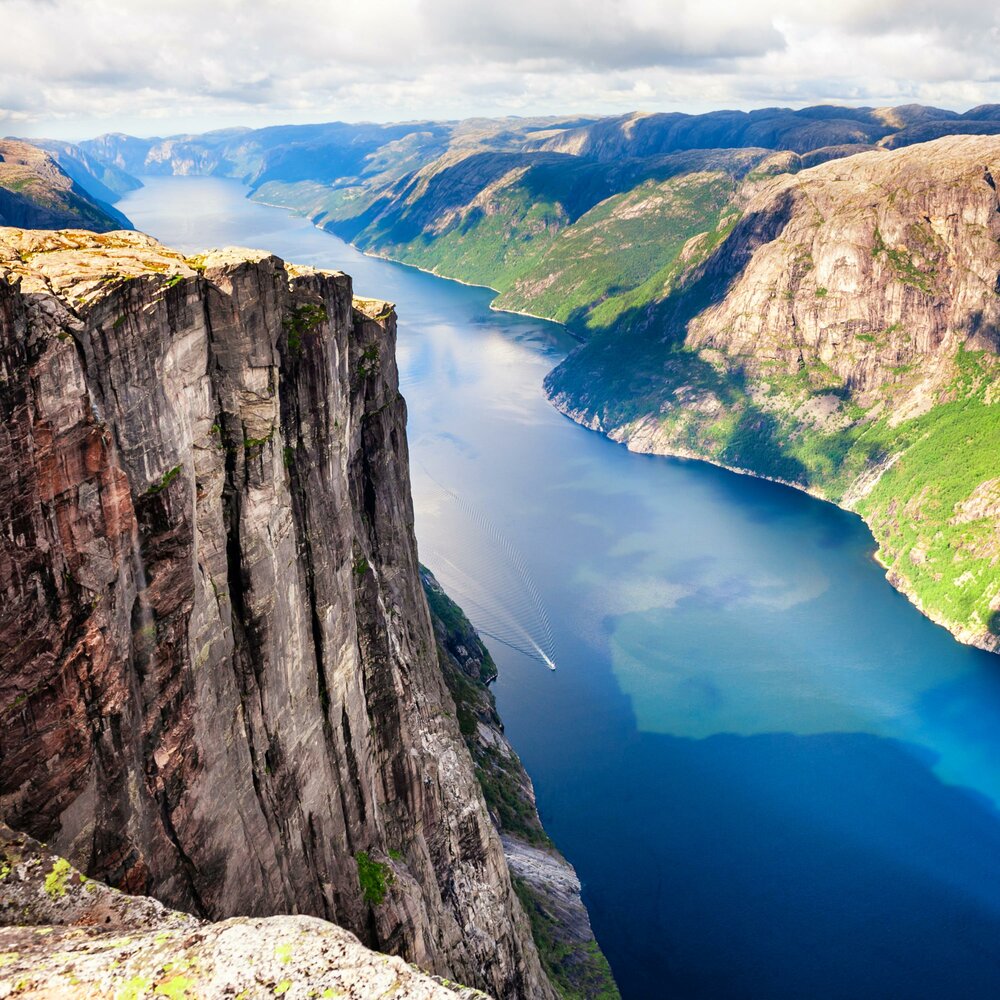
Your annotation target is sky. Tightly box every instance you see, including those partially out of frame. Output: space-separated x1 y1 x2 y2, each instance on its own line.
3 0 998 140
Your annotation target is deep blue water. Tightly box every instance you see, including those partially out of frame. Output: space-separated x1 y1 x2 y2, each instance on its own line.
122 177 1000 999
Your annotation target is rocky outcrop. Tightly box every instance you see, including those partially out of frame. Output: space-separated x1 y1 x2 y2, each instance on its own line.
0 141 131 232
0 227 555 998
0 822 490 999
547 135 1000 652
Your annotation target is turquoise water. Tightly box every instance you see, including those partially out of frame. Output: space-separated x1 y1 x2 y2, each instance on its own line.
122 177 1000 999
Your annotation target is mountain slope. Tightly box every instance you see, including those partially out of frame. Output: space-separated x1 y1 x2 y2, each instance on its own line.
317 147 777 339
0 140 131 231
546 135 1000 651
30 137 142 202
226 107 1000 340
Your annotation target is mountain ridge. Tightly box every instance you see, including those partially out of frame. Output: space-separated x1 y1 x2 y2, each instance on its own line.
0 139 131 231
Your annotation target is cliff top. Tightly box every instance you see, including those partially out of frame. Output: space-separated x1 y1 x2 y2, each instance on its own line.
353 295 396 320
752 133 1000 211
0 227 192 300
0 228 363 310
0 139 67 175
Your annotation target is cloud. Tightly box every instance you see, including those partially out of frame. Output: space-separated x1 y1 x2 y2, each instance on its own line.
1 0 997 138
423 0 786 69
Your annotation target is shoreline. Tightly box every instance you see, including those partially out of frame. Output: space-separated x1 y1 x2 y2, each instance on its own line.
547 393 1000 657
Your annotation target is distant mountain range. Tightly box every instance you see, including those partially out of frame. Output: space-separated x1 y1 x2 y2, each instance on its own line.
5 103 1000 652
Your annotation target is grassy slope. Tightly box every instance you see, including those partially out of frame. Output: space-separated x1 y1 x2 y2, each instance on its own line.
492 172 738 331
254 149 771 337
853 352 1000 639
549 325 1000 647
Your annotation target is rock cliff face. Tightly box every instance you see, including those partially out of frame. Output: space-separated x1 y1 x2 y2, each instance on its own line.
0 227 555 998
422 569 620 999
547 135 1000 651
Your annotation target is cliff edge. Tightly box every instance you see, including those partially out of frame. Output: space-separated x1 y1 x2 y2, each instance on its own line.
0 822 489 999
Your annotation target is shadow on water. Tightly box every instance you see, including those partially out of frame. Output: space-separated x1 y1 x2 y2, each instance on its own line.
558 726 1000 1000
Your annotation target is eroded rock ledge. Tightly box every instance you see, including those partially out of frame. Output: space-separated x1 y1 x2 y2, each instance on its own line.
0 823 489 999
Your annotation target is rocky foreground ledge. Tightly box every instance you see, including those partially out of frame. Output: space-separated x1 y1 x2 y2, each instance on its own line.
0 823 489 999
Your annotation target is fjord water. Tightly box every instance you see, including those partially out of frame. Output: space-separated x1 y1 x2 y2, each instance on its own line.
122 178 1000 999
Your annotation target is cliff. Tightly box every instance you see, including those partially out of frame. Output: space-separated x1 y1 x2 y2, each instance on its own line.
0 822 489 999
0 227 555 998
546 135 1000 651
0 141 131 232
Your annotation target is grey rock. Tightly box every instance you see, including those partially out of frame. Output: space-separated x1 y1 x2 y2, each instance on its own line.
0 228 554 999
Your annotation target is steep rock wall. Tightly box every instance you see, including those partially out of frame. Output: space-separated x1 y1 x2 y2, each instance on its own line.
0 228 555 999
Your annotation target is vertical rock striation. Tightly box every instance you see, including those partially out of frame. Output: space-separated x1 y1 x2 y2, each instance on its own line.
0 228 555 998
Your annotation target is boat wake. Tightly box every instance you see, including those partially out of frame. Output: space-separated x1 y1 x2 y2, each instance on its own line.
417 465 557 671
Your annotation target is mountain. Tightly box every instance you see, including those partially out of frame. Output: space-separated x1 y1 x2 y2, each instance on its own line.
323 146 782 336
70 108 1000 349
29 137 142 202
546 135 1000 652
116 104 994 342
77 105 1000 196
0 226 576 998
0 139 132 231
69 109 1000 648
75 117 599 188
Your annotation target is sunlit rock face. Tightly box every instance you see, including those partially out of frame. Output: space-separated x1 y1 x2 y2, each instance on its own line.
0 227 555 1000
547 136 1000 652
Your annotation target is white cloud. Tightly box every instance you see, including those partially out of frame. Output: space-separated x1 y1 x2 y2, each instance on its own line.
1 0 997 138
